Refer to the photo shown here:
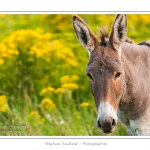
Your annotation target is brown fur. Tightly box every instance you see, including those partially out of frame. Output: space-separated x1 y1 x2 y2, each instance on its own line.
87 43 124 110
73 14 150 135
87 39 150 134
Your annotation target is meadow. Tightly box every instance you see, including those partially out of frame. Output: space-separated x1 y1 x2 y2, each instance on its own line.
0 14 149 136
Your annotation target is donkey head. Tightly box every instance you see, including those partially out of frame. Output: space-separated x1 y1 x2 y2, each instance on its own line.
73 15 127 133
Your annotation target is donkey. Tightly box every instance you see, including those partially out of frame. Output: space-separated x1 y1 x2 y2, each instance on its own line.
72 14 150 136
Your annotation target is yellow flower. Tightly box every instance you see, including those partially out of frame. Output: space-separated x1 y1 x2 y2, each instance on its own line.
66 58 78 67
40 87 55 96
0 59 4 65
35 27 44 34
40 88 48 96
0 29 54 63
0 104 8 112
51 40 63 49
39 98 55 111
55 52 67 60
55 88 65 94
0 95 9 113
71 75 79 81
0 95 7 106
47 87 55 92
29 111 45 125
60 75 71 83
30 111 41 119
43 33 52 40
62 83 79 90
80 102 90 107
60 75 79 84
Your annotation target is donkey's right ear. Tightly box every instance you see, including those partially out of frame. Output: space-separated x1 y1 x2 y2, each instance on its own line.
72 15 99 53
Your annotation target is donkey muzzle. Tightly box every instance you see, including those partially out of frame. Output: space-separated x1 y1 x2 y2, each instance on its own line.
97 102 118 133
97 117 117 133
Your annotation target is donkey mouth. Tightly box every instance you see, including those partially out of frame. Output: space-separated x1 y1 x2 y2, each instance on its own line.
102 127 115 133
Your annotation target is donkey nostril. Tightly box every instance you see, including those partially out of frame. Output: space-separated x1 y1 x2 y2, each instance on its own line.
98 121 102 128
112 119 116 126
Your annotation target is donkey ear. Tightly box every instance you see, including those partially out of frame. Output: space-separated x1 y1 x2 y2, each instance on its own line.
72 15 99 53
109 14 127 50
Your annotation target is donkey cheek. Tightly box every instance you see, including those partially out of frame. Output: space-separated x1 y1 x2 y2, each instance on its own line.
115 80 123 97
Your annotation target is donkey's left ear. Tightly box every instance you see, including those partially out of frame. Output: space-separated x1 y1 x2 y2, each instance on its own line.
109 14 127 50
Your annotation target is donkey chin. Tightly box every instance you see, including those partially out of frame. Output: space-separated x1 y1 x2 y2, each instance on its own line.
96 102 118 133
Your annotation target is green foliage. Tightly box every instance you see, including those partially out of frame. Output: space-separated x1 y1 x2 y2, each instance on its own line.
0 14 149 136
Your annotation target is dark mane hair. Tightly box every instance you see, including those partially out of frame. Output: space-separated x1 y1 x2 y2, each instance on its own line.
98 27 134 46
98 27 109 46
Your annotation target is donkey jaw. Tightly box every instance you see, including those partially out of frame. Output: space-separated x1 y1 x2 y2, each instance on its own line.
97 102 118 133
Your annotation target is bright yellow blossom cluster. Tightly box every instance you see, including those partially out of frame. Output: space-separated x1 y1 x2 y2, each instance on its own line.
0 27 78 67
128 15 150 26
60 75 79 84
55 88 65 94
55 48 78 67
40 86 66 96
0 95 9 112
39 98 55 111
40 87 55 96
0 28 52 64
39 74 79 112
60 75 79 91
62 83 79 90
40 75 79 96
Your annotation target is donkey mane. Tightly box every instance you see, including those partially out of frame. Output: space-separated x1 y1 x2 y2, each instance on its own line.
98 28 134 46
98 28 109 46
138 41 150 47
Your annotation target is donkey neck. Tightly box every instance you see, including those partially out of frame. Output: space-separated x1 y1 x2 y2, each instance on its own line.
118 42 150 122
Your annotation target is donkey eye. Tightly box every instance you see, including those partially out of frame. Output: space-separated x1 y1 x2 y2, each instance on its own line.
87 73 93 80
115 72 122 80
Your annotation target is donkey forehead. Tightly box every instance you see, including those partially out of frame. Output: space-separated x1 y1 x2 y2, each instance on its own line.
86 46 122 73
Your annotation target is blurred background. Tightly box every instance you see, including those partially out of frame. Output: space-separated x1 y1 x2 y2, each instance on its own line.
0 14 149 136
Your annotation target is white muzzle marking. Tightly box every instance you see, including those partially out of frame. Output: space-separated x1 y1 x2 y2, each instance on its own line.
97 102 118 123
